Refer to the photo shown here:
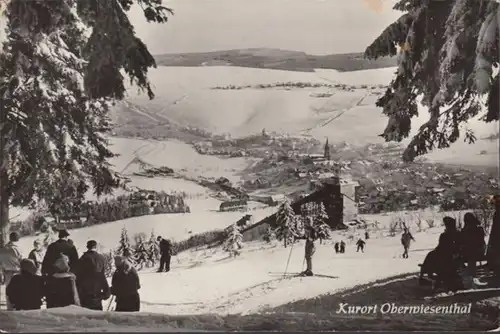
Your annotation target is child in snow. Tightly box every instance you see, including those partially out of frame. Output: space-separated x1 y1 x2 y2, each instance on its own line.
401 228 415 259
44 254 81 308
6 259 45 310
356 238 366 253
28 239 46 276
111 256 141 312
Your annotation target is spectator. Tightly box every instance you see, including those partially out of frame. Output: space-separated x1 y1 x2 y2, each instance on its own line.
0 232 23 310
435 216 463 291
76 240 111 310
42 229 79 276
111 256 141 312
6 259 45 310
45 254 81 308
461 213 487 286
28 239 46 276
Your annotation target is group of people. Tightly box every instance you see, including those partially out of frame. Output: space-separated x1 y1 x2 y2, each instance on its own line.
0 229 142 312
419 213 486 291
334 241 346 253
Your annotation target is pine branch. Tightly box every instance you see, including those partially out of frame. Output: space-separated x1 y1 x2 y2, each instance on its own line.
364 13 415 59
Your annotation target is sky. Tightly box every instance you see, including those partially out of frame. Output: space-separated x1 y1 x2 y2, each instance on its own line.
128 0 402 55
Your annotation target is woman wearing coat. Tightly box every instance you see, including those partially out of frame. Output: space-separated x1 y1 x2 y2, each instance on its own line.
111 256 141 312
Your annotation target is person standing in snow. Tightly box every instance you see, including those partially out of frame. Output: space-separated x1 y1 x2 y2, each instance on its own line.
0 232 23 310
28 239 46 276
76 240 111 310
42 229 79 276
6 259 45 310
111 256 141 312
45 254 81 308
302 228 316 277
356 238 366 253
157 236 172 273
340 240 346 253
334 242 340 254
401 228 415 259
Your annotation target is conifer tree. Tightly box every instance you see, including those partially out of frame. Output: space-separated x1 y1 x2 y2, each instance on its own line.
364 0 498 162
147 230 160 265
275 198 299 248
223 223 243 257
134 235 150 270
117 227 135 263
0 0 173 245
313 202 331 244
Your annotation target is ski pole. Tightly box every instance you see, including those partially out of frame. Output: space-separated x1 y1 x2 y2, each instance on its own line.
283 241 295 278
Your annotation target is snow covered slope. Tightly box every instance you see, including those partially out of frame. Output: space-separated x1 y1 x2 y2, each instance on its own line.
119 66 498 165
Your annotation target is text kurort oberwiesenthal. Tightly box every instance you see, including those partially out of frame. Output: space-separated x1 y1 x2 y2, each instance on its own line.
336 302 472 315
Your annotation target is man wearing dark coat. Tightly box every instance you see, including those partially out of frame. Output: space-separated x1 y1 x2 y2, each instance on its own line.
76 240 111 310
157 236 172 273
6 259 45 310
42 229 79 276
435 216 463 291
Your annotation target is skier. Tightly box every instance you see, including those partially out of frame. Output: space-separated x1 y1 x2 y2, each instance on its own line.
365 231 369 240
401 228 415 259
302 228 316 277
340 240 346 254
356 238 366 253
334 242 340 254
0 232 23 310
157 236 172 273
28 239 46 276
76 240 111 310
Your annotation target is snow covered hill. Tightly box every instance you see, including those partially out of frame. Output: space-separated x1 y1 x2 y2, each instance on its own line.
114 66 498 165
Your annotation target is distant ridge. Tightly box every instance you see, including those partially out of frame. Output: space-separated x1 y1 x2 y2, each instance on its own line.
154 48 397 73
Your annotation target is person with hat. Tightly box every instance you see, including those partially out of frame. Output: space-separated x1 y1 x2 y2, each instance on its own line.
0 232 24 310
6 259 45 310
434 216 463 291
42 229 79 277
76 240 111 310
156 236 172 273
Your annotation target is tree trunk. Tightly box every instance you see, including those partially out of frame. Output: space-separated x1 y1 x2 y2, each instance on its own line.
0 94 9 247
487 198 500 271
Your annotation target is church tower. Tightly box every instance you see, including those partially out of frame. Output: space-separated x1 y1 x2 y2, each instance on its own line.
324 138 331 160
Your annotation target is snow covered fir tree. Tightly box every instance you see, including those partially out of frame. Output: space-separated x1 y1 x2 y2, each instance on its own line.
148 230 161 265
275 198 301 248
365 0 500 266
313 202 331 244
133 234 151 270
223 223 244 257
0 0 172 245
117 227 135 263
